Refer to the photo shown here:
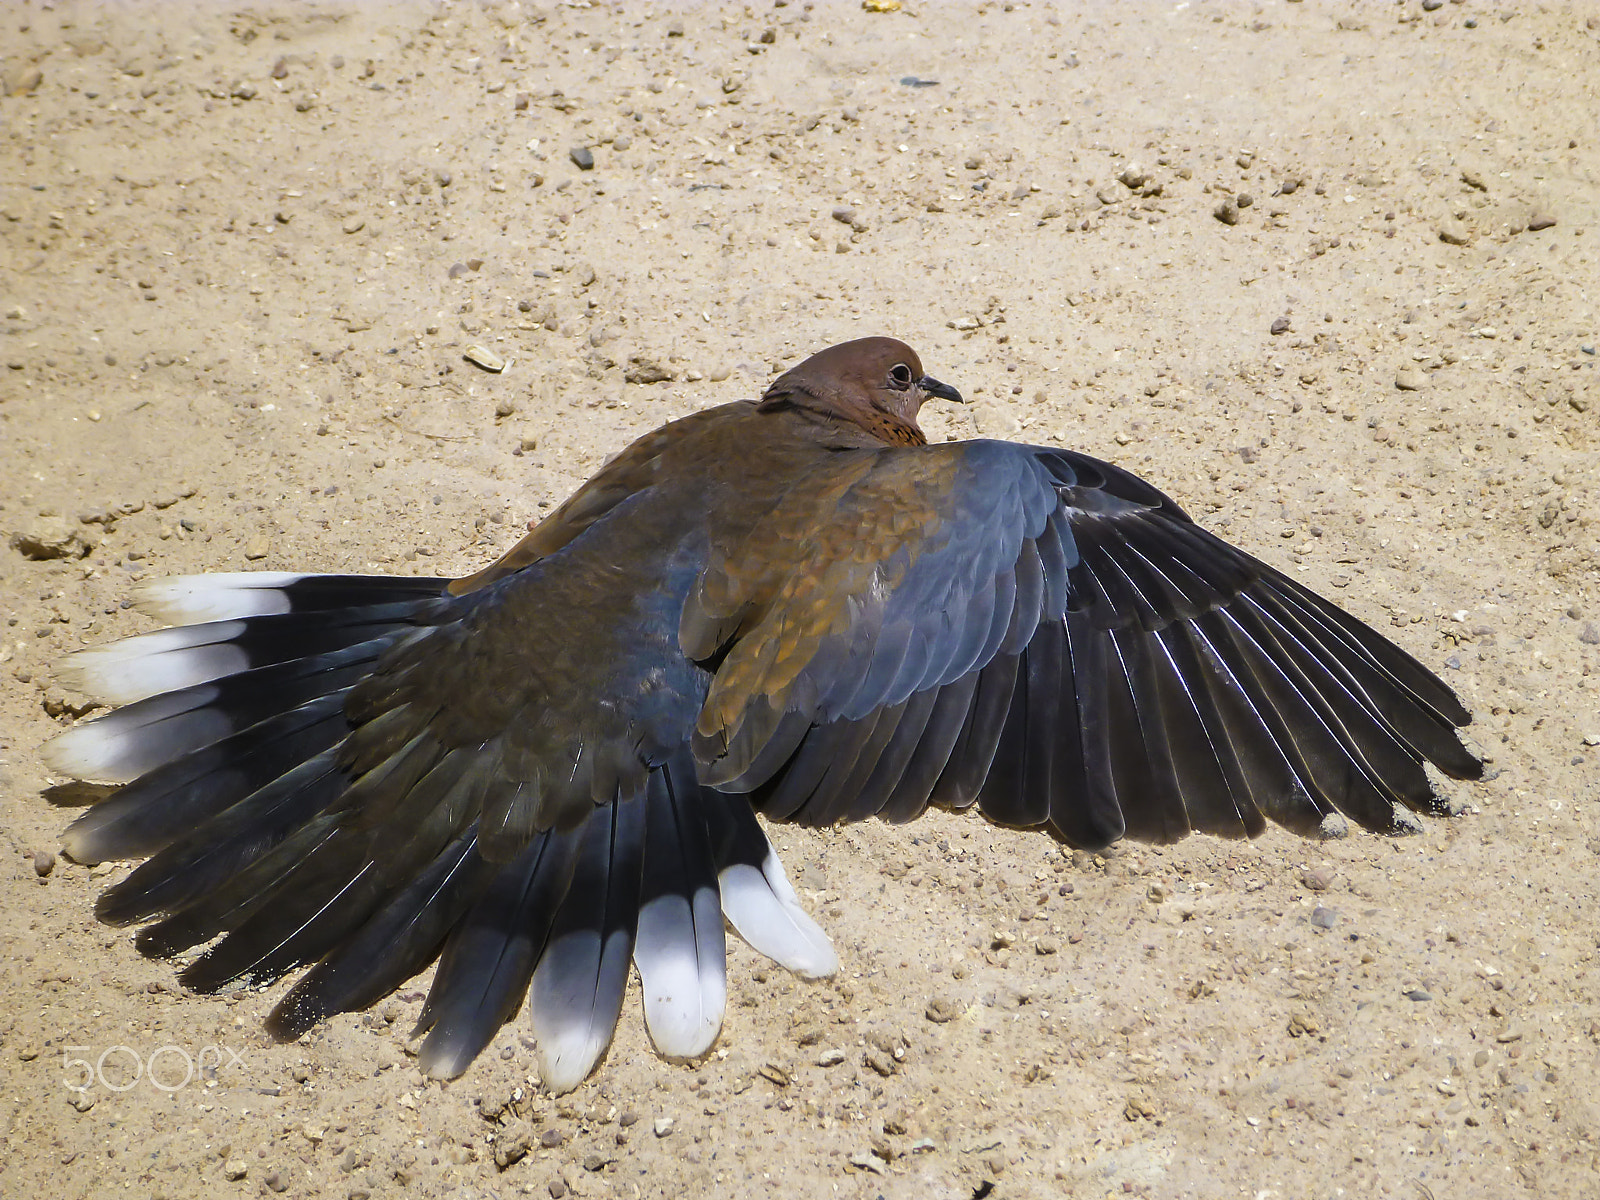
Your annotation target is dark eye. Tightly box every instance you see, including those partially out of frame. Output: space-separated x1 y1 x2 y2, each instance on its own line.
888 363 913 387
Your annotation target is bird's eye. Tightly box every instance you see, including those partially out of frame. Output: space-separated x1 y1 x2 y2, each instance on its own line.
888 363 913 387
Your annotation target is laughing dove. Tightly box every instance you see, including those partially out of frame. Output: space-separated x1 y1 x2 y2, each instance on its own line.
44 336 1480 1091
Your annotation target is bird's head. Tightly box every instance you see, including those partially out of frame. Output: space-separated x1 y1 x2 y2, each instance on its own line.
756 336 964 447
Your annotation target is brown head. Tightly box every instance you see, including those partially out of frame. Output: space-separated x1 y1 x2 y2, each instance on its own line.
756 337 964 447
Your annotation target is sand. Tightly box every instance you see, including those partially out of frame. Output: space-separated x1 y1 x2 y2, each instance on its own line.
2 1 1597 1197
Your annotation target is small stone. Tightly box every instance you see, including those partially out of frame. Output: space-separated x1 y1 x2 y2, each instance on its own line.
570 146 595 171
924 993 964 1023
1438 218 1472 245
244 534 270 561
264 1170 289 1194
10 520 94 561
6 65 44 96
1405 988 1433 1002
624 354 676 385
1287 1011 1321 1037
1270 316 1290 335
1394 368 1427 391
1318 813 1350 840
817 1049 846 1067
1123 1090 1159 1121
1526 212 1556 231
830 204 858 225
1117 165 1148 190
1422 0 1443 10
652 1117 674 1138
1213 198 1240 225
848 1151 888 1175
538 1127 565 1149
464 345 507 373
1460 168 1487 192
494 1124 533 1169
341 216 365 234
223 1160 248 1181
1301 866 1334 892
1310 906 1339 930
1236 193 1254 208
31 848 56 877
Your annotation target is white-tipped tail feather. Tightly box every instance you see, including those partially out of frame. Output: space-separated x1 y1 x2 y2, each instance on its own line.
58 622 250 706
133 573 305 624
718 855 839 980
41 686 229 783
528 927 634 1093
633 886 727 1059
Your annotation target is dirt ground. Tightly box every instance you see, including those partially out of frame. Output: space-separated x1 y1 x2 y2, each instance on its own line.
2 1 1598 1197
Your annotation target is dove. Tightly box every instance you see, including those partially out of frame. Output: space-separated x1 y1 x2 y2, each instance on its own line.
42 336 1480 1092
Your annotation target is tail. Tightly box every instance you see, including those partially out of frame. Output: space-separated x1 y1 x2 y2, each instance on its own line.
44 573 836 1092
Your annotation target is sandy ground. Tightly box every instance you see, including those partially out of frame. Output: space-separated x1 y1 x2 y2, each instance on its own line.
3 1 1598 1197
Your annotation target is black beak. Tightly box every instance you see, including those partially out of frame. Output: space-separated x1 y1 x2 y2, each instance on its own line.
918 375 964 404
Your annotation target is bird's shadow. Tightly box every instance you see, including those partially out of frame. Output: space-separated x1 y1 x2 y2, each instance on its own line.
43 781 116 809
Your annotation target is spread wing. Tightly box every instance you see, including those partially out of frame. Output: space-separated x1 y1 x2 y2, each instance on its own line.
40 431 1479 1092
689 441 1481 847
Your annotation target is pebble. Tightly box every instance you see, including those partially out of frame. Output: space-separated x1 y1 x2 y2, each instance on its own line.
924 993 964 1023
1213 198 1240 225
570 146 595 170
342 216 365 234
624 354 676 385
1318 813 1351 840
1527 212 1556 231
1270 316 1290 335
1437 218 1472 245
1394 368 1427 391
830 205 857 225
244 534 270 561
1310 906 1339 929
1117 165 1148 189
817 1049 846 1067
223 1160 248 1181
653 1117 674 1138
1405 989 1433 1002
1301 866 1334 892
494 1124 533 1169
464 345 507 373
848 1151 888 1175
31 848 56 877
10 519 94 561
